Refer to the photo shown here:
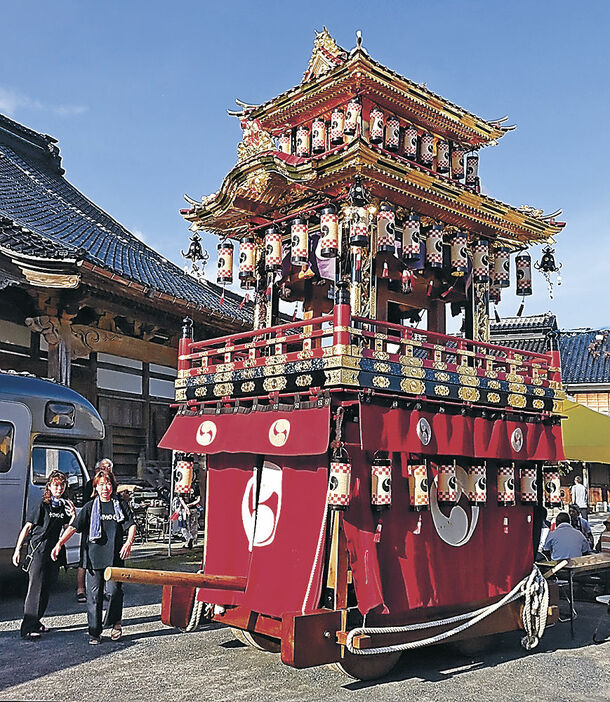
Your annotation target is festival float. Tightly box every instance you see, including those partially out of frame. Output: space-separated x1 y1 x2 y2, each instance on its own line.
108 30 567 679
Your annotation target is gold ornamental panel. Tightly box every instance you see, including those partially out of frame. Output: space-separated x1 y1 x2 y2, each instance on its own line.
403 366 426 379
373 361 391 374
434 371 450 382
401 378 425 394
340 369 360 386
433 361 447 370
508 383 527 394
297 349 314 360
266 354 288 366
241 381 256 393
485 370 498 379
487 379 501 390
532 378 544 386
533 387 546 396
487 392 500 404
506 373 524 383
458 387 480 402
296 374 313 387
533 399 544 409
372 375 391 389
213 383 234 397
195 375 207 386
216 362 235 372
457 366 477 376
508 393 527 408
372 351 390 361
263 376 287 392
241 368 256 380
325 369 342 385
175 378 187 389
175 389 187 402
434 384 450 396
460 375 480 387
194 387 207 398
400 355 423 367
214 371 233 383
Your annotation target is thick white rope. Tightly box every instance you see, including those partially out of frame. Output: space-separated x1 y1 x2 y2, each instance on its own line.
185 569 205 632
345 565 548 655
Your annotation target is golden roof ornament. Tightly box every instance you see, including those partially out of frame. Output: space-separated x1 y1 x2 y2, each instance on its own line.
236 117 275 162
303 27 347 82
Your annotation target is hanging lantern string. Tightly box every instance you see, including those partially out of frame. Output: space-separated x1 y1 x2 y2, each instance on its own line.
331 406 345 454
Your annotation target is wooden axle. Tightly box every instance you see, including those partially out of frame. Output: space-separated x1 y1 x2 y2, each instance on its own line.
104 567 247 591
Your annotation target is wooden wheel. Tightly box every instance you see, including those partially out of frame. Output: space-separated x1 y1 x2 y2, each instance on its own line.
231 627 281 653
330 650 401 680
450 634 497 657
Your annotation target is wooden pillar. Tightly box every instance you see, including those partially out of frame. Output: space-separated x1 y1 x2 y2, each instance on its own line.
427 300 446 335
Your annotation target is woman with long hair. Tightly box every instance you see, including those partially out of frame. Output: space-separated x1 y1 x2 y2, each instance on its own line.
52 468 136 645
12 470 75 640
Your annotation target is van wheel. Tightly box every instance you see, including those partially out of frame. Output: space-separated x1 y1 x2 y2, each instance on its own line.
329 650 401 680
231 627 281 653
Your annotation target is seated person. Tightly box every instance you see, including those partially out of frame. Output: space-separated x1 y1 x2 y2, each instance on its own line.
595 517 610 553
543 512 593 560
567 504 594 548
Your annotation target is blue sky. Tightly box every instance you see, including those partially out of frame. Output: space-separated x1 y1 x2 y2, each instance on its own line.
1 0 608 330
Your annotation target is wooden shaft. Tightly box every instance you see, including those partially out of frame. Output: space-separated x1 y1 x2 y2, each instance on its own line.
104 567 247 591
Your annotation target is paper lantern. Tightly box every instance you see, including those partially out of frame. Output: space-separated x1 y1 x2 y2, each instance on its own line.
328 452 351 510
295 125 310 157
264 225 282 272
425 223 444 268
377 203 396 253
385 115 400 151
451 143 465 180
473 239 490 283
494 246 510 288
437 464 458 504
330 107 345 145
369 105 385 144
344 97 362 135
278 132 291 154
290 217 309 266
238 235 257 289
419 133 434 167
451 230 468 277
350 206 369 247
320 204 339 258
436 139 450 174
404 123 418 159
402 212 421 260
497 465 516 506
520 467 538 504
516 252 533 296
408 463 429 511
371 454 392 510
467 464 487 504
217 240 234 285
465 152 479 187
312 118 326 154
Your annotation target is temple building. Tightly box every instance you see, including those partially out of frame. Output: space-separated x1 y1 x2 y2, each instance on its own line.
0 112 250 475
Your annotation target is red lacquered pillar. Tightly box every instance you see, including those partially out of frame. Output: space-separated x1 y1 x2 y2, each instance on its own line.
178 317 193 375
333 282 351 349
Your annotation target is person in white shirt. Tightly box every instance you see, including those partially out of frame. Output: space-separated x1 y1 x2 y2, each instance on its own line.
543 512 592 560
570 476 588 519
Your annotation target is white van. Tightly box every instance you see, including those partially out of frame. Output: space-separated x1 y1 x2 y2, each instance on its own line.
0 371 104 576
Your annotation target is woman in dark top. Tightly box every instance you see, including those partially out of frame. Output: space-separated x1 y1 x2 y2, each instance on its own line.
52 468 136 645
12 470 75 640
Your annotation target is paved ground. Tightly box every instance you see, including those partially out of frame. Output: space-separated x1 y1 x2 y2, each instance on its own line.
0 539 609 702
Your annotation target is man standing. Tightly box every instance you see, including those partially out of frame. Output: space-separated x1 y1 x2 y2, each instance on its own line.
543 512 592 560
570 476 588 519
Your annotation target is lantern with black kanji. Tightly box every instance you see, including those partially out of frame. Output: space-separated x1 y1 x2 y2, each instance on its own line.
419 133 434 167
451 230 468 277
371 452 392 510
494 246 510 288
377 203 396 253
264 225 282 272
473 238 490 283
350 206 369 247
278 132 291 154
385 115 400 151
436 139 450 174
402 212 421 260
497 465 516 506
451 142 465 180
344 96 362 135
369 105 384 144
320 204 339 258
465 152 479 187
295 125 310 157
425 223 444 268
409 463 429 511
175 459 194 494
516 252 533 296
437 463 458 504
520 466 538 504
217 240 234 285
290 216 309 266
312 118 326 154
543 468 561 508
467 464 487 504
404 123 418 160
490 277 502 305
239 235 257 289
328 449 352 510
330 107 345 145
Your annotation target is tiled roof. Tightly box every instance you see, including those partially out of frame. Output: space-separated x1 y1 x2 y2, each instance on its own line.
490 313 558 335
558 330 610 385
0 114 251 326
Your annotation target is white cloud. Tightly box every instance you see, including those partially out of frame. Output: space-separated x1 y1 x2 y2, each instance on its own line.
0 86 87 119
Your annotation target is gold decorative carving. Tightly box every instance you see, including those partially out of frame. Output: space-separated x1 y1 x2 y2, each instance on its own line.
533 388 546 396
372 375 390 389
434 384 450 396
401 378 425 394
508 393 527 408
195 387 207 398
435 371 450 382
263 376 287 392
175 389 187 402
506 373 524 383
460 375 480 387
457 366 477 376
533 399 544 409
508 383 526 394
403 366 425 379
487 392 501 404
400 355 423 367
373 362 391 374
433 361 447 370
458 386 480 402
241 381 256 393
296 374 313 387
487 379 501 390
324 369 342 384
213 383 234 396
372 351 389 361
237 118 275 163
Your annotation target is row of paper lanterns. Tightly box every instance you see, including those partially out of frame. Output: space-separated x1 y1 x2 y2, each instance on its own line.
217 205 532 298
328 456 561 511
277 98 479 185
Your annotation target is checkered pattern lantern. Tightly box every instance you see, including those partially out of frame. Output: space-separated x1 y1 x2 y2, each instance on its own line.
328 450 352 510
520 467 538 504
437 464 458 504
473 238 490 283
385 115 400 151
344 97 362 135
490 277 502 304
371 453 392 510
377 203 396 253
467 464 487 504
330 107 345 145
320 204 339 258
425 223 444 268
264 225 282 272
494 247 510 288
312 118 326 154
420 133 434 167
217 240 234 285
175 460 194 494
543 469 561 507
465 152 479 187
402 212 421 260
239 235 257 289
350 206 369 247
409 463 429 511
451 230 468 277
497 465 516 505
404 123 418 160
290 216 309 266
516 252 533 296
451 143 465 180
436 140 450 174
278 132 291 154
295 125 310 157
369 105 385 144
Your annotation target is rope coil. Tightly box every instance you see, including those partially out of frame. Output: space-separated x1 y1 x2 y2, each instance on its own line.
345 565 548 655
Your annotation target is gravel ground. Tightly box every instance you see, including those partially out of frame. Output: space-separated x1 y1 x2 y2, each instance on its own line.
0 546 608 702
